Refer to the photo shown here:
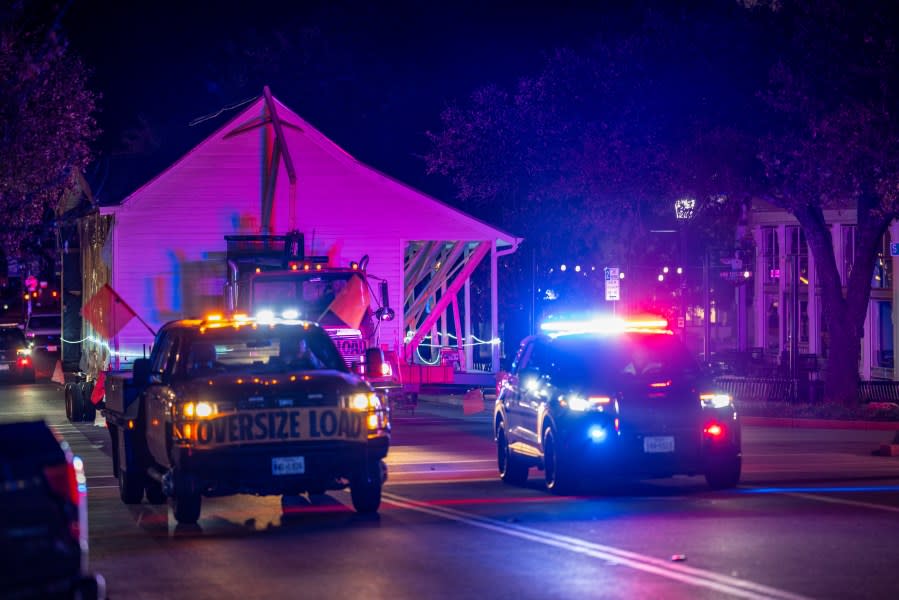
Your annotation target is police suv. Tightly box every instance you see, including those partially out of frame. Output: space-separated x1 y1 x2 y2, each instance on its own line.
103 314 390 524
495 315 741 494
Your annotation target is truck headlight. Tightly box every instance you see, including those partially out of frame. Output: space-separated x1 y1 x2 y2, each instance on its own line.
700 393 732 409
347 392 382 411
182 401 217 418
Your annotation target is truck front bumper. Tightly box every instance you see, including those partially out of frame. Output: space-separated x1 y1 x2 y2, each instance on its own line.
170 437 389 497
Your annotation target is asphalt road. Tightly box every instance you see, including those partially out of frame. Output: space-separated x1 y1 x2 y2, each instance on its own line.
2 382 899 599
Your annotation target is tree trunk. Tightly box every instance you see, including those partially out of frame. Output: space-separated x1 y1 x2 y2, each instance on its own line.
794 201 889 406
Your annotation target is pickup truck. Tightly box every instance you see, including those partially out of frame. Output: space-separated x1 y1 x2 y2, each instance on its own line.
102 314 390 524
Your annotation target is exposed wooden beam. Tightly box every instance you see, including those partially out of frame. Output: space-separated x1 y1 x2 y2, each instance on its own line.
405 241 491 361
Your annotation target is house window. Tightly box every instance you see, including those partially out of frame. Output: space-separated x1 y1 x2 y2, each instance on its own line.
878 301 893 368
872 233 893 289
787 226 809 286
763 227 779 283
842 225 856 286
765 296 780 355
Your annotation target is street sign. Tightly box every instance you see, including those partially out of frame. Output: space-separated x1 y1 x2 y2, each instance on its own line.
891 242 899 257
604 267 620 301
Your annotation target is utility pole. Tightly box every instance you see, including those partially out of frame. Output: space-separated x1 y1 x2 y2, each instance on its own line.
703 250 711 363
790 253 800 402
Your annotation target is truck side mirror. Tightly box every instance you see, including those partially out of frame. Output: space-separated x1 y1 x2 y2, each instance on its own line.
374 280 394 321
364 347 385 378
132 358 151 387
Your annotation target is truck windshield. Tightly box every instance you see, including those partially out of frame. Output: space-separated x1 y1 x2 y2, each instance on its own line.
184 326 347 376
251 273 351 320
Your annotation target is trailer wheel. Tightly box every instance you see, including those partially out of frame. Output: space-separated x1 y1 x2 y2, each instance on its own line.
81 382 96 422
66 384 84 422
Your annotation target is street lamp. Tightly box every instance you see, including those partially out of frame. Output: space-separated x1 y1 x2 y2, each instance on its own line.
675 198 696 342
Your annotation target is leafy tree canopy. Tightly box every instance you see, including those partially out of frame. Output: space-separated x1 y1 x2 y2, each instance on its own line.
0 0 98 262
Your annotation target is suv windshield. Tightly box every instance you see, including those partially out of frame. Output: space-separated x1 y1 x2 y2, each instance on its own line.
546 333 701 387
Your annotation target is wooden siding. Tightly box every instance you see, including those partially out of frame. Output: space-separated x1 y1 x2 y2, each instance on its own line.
104 96 515 360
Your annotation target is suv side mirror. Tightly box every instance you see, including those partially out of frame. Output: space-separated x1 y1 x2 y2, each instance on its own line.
364 347 385 378
132 358 151 387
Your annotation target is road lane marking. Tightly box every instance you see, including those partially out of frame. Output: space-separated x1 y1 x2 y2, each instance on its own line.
383 491 810 600
785 492 899 514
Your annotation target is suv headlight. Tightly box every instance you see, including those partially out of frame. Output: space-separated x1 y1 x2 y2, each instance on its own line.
560 394 612 412
700 393 732 409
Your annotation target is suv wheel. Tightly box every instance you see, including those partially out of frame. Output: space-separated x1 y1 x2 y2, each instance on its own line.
543 427 575 495
497 421 528 485
350 460 383 514
704 455 741 490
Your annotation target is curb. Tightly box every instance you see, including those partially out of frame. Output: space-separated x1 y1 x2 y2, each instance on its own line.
741 416 899 431
421 395 899 431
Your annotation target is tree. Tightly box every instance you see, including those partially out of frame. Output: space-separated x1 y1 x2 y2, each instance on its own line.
0 1 98 268
746 0 899 404
424 5 764 337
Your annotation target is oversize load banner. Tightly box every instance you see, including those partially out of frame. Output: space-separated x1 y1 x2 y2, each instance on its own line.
184 408 368 447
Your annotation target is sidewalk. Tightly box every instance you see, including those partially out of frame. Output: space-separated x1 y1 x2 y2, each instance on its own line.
420 392 899 431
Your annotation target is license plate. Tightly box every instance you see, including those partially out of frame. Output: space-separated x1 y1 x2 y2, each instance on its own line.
272 456 305 475
0 364 8 371
47 345 58 352
643 436 675 453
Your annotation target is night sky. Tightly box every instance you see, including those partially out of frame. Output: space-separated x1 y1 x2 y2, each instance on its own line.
59 0 710 207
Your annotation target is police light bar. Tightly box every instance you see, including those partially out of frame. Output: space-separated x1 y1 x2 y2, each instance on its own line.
540 315 670 336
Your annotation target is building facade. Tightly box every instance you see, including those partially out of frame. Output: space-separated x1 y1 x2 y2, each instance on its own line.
747 200 895 381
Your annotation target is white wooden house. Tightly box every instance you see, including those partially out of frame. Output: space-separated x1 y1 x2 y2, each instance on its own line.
85 89 520 380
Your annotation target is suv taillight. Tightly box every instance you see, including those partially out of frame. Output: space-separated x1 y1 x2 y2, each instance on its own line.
43 456 85 540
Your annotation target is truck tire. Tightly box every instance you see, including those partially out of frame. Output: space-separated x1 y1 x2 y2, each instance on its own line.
350 460 383 514
172 475 202 525
118 466 145 504
81 382 96 422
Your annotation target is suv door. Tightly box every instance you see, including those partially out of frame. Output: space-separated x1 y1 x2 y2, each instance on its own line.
501 339 533 445
514 339 553 447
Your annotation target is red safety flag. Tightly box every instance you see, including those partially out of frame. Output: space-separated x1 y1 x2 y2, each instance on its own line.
90 371 106 406
328 274 370 330
81 284 138 340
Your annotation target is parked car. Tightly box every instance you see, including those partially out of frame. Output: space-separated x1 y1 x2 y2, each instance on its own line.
0 420 105 599
0 325 36 383
25 311 62 376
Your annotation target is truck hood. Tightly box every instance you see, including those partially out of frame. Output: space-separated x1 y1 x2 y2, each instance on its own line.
176 369 372 409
